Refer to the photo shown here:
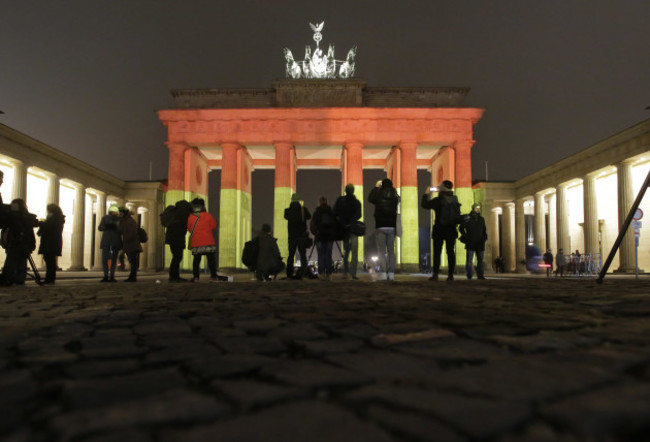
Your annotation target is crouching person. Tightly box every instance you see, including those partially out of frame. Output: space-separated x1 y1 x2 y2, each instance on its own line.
255 224 285 281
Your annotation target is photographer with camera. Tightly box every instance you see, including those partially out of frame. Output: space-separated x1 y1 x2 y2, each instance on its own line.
421 180 461 281
1 199 38 286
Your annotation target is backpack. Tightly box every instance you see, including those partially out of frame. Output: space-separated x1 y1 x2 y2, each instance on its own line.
138 227 148 243
437 197 461 227
241 238 259 271
160 205 177 227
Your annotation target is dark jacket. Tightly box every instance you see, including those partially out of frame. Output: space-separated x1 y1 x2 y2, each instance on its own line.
333 194 361 228
2 210 37 254
37 214 65 256
458 212 487 251
421 193 461 239
121 214 143 254
256 232 284 274
165 201 192 248
284 202 311 238
368 185 400 228
98 214 122 250
311 204 337 242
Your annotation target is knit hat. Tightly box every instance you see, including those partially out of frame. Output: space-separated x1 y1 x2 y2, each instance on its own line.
108 204 120 213
439 180 454 192
291 193 301 203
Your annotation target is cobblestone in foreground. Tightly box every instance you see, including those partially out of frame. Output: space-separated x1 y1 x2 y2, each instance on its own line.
1 275 649 441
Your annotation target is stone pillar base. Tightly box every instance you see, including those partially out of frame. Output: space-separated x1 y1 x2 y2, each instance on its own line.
614 267 644 273
399 263 420 273
67 266 87 271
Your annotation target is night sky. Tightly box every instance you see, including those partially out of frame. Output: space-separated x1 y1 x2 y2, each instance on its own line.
2 1 649 187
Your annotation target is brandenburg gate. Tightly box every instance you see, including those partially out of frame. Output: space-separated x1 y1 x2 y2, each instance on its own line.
158 23 484 272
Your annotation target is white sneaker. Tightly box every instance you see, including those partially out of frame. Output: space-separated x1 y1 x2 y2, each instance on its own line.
387 272 395 281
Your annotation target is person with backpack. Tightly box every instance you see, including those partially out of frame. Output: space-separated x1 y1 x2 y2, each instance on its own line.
284 193 311 280
368 178 400 281
36 203 65 284
120 207 142 282
1 199 37 286
421 180 461 281
334 183 363 280
187 198 218 282
161 200 192 282
459 203 487 280
310 196 337 280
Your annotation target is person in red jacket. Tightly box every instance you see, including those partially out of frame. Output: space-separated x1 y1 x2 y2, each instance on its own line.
187 198 218 282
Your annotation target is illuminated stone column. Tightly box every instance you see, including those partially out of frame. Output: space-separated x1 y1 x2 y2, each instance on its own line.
46 173 59 205
583 173 599 256
616 160 636 272
138 208 148 270
490 207 501 270
83 193 94 270
165 142 189 204
547 192 557 252
454 141 475 271
93 191 106 270
220 142 254 270
11 160 27 200
556 183 570 253
503 202 515 272
534 191 547 250
515 198 526 273
342 142 364 264
69 184 86 271
398 142 419 272
273 142 296 259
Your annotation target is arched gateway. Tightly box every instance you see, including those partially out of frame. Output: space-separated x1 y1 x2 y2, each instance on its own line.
158 79 484 272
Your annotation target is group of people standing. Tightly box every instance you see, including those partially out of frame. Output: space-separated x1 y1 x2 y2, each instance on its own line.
0 170 66 285
97 204 144 282
284 183 363 281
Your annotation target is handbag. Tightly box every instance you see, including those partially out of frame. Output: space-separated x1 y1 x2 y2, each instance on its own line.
187 213 200 250
349 220 366 236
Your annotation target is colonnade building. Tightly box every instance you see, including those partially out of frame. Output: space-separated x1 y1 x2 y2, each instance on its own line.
0 123 164 271
479 118 650 274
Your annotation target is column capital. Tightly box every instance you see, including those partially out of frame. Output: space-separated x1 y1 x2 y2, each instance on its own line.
344 141 364 150
166 142 190 150
273 141 294 151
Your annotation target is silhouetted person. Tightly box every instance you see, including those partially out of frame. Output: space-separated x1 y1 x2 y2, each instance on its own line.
556 248 566 277
311 196 337 280
421 180 461 281
334 183 362 280
284 193 311 279
98 204 122 282
1 199 37 285
163 200 192 282
255 223 284 281
459 203 487 280
187 198 218 282
37 204 65 284
494 256 505 273
120 207 142 282
369 178 400 281
543 248 554 277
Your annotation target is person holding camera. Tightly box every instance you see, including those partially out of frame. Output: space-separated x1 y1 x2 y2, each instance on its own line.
284 193 311 280
368 178 400 281
334 183 362 280
1 199 38 286
421 180 461 281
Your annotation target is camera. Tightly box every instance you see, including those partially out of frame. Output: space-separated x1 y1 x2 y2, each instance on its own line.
429 186 439 192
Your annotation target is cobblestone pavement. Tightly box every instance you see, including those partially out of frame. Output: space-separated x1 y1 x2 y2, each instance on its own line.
1 274 650 442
